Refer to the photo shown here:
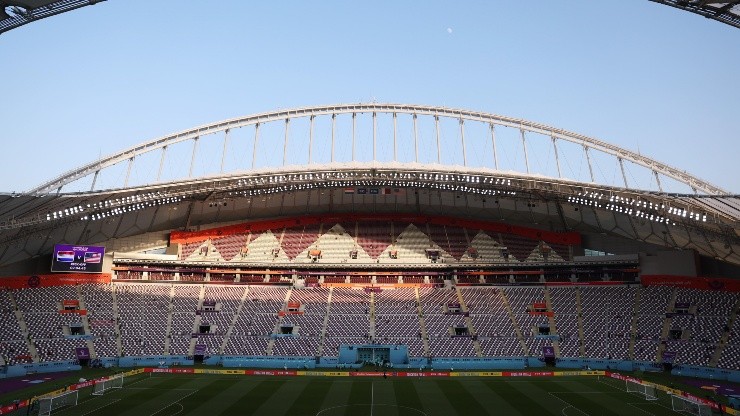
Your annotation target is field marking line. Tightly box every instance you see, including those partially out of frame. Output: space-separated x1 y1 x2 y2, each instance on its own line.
80 398 122 416
170 402 184 416
149 389 198 416
547 392 591 416
562 405 575 416
127 388 196 391
315 404 428 416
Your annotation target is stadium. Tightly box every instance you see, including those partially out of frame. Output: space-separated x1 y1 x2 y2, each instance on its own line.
1 2 739 416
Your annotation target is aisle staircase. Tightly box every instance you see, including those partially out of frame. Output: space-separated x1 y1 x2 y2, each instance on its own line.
456 287 482 357
164 285 175 355
416 288 431 357
501 290 529 356
628 287 642 360
710 296 740 367
544 287 561 357
111 286 123 357
220 286 251 354
317 287 333 356
9 291 39 362
575 288 586 356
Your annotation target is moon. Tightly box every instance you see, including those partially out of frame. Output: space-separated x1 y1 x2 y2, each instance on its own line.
447 27 453 34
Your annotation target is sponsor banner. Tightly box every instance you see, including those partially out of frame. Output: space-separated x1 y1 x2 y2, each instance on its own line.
554 371 604 376
502 371 555 377
194 344 207 355
145 368 195 374
641 275 740 292
194 369 246 375
0 273 111 289
244 370 297 376
298 371 349 377
395 372 450 377
450 372 503 377
0 401 30 415
662 351 677 364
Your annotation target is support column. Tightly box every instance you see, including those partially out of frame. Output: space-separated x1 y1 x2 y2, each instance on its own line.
619 158 629 188
124 157 134 188
392 112 398 162
157 145 167 182
251 123 260 169
352 112 356 162
90 170 99 191
520 129 530 174
552 137 561 178
188 136 199 177
372 112 377 161
654 170 663 192
459 118 467 166
220 129 230 173
584 146 595 182
331 114 336 163
490 123 498 170
435 115 442 164
413 113 419 163
282 118 290 166
308 115 314 164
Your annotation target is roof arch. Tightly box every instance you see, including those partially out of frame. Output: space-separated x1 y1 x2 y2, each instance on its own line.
28 103 728 196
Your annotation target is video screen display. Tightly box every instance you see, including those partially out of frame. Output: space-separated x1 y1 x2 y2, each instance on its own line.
51 244 105 273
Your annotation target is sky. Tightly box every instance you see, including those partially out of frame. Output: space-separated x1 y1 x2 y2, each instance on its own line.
0 0 738 193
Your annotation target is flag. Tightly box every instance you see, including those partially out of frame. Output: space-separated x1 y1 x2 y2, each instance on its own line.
357 188 368 194
382 188 392 195
369 188 379 195
84 252 102 263
344 188 355 194
56 251 75 262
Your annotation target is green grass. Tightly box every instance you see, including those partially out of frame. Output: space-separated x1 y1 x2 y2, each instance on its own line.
2 372 717 416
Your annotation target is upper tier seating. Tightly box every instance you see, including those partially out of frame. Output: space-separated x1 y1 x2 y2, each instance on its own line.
174 220 573 266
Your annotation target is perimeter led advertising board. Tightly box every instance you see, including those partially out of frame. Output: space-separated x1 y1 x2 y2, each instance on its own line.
51 244 105 273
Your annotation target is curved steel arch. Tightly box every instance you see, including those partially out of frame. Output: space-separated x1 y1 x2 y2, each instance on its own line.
649 0 740 29
28 103 728 196
0 0 106 35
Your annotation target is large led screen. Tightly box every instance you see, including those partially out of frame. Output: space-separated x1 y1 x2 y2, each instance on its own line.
51 244 105 273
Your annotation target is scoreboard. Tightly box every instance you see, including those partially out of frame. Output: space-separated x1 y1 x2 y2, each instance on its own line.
51 244 105 273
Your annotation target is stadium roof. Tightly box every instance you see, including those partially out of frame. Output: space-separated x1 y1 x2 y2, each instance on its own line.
0 104 738 270
0 0 104 34
2 1 738 36
649 0 740 29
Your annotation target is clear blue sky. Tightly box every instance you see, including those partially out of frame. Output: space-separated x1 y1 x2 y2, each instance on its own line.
1 0 738 192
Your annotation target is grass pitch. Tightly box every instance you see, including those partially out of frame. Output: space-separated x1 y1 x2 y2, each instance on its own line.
12 372 706 416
